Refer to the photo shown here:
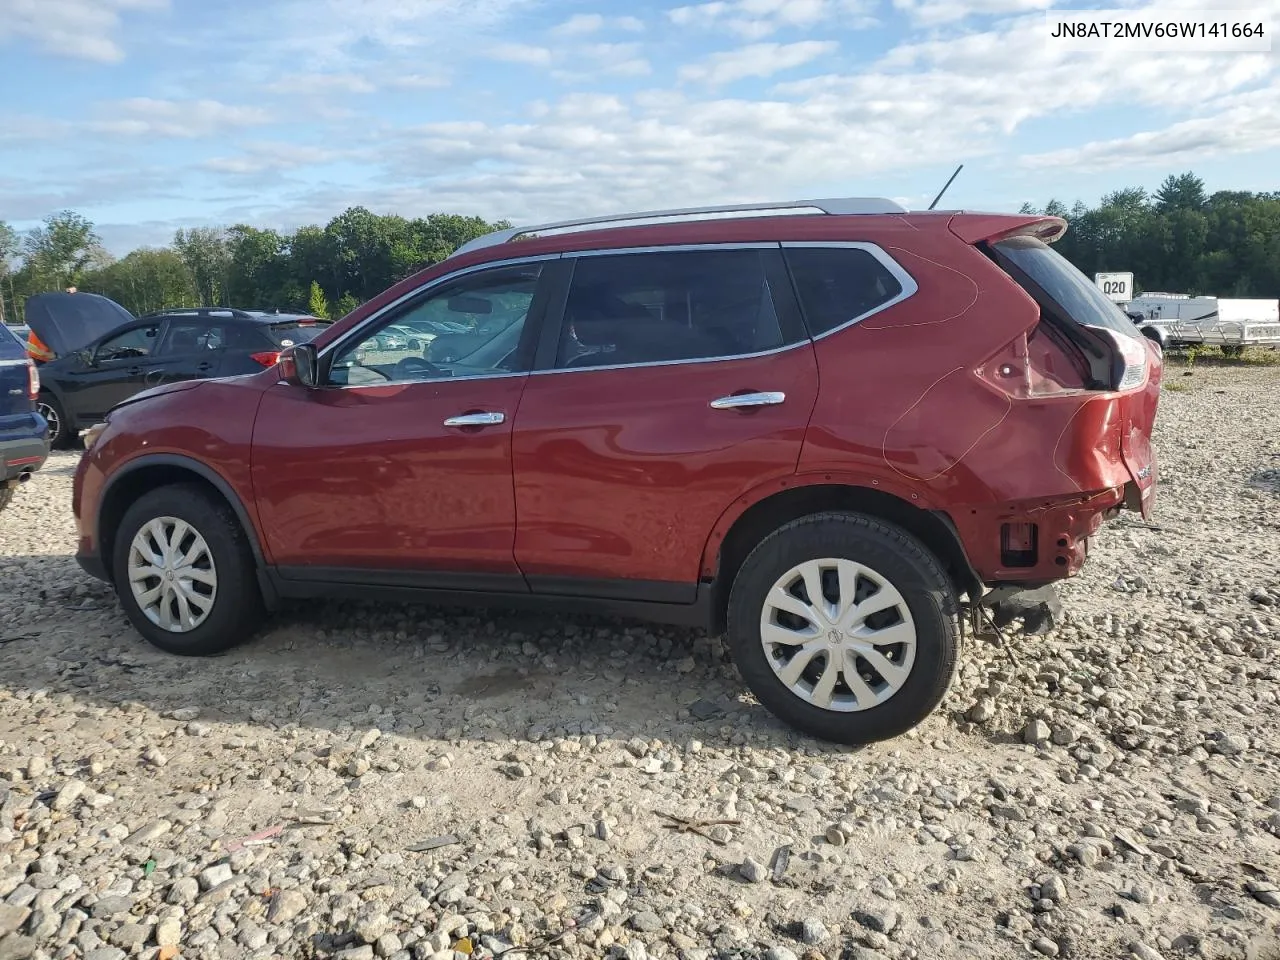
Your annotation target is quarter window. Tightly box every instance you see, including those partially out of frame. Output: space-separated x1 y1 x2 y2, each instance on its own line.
160 320 227 354
556 249 795 369
784 247 906 336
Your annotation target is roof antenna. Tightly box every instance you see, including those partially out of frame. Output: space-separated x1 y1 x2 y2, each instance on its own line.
927 164 964 211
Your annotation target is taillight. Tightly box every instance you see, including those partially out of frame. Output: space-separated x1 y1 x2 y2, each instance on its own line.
1098 328 1149 391
251 351 281 368
977 323 1089 398
26 360 38 400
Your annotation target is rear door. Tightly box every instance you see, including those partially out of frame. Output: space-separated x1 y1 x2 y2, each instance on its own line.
152 317 229 385
510 245 819 597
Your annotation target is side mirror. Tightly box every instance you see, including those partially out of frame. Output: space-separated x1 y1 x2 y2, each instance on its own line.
279 343 319 387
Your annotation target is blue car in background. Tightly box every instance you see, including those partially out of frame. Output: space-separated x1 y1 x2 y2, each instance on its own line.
0 324 50 513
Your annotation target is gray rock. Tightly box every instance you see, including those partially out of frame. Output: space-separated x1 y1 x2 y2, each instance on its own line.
0 935 37 960
108 923 150 951
1033 937 1060 957
852 906 899 934
336 947 375 960
167 878 199 905
739 857 768 883
51 780 86 812
765 948 798 960
799 918 830 944
1039 875 1067 903
198 863 233 891
124 819 172 845
1024 719 1051 745
90 896 134 920
156 916 182 947
1129 943 1164 960
629 911 663 933
84 950 127 960
0 906 30 938
268 888 309 924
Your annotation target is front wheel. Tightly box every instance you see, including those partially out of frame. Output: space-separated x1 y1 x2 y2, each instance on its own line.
111 483 264 656
37 393 74 450
726 512 960 744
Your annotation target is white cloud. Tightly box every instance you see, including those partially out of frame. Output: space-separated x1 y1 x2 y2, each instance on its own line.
0 0 167 63
892 0 1053 26
679 40 838 84
1021 83 1280 171
488 42 554 66
669 0 874 37
386 73 452 90
552 12 647 35
88 99 272 138
268 73 377 95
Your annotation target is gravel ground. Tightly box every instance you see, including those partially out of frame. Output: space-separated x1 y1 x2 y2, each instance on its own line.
2 363 1279 960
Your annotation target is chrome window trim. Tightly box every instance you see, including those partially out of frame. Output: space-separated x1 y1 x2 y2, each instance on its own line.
779 241 919 340
312 252 562 387
571 241 780 257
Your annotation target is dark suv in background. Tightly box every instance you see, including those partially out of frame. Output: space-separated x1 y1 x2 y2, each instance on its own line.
73 197 1162 744
28 300 328 447
0 325 48 512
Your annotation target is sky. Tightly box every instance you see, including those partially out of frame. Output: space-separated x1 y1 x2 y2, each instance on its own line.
0 0 1277 256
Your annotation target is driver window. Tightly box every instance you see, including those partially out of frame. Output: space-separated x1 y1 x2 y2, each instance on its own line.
326 263 543 387
95 324 160 362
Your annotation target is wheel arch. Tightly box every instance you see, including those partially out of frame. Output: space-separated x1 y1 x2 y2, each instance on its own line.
97 455 269 594
702 479 981 633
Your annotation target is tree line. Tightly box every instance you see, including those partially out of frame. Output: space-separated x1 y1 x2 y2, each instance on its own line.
3 171 1279 326
0 207 506 325
1020 172 1280 299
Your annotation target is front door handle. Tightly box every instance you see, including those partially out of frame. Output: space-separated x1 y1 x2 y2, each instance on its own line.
196 362 213 372
709 391 786 410
443 411 505 428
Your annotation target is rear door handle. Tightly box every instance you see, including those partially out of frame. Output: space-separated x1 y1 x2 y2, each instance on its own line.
709 391 786 410
443 411 505 428
196 362 213 372
127 366 142 377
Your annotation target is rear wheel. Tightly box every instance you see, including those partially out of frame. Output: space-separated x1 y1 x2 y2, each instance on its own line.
111 483 264 656
726 512 960 744
37 392 74 450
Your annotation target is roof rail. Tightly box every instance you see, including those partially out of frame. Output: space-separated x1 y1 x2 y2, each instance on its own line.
140 307 260 320
449 197 908 259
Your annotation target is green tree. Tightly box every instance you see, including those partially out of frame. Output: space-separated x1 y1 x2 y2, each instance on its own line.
1155 172 1207 213
23 210 109 290
83 248 197 315
173 227 230 306
0 221 18 326
308 280 330 319
335 292 361 318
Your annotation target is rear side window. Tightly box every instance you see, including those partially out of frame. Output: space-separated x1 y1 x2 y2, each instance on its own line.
557 249 799 369
0 327 24 360
992 236 1142 339
784 246 907 337
266 321 330 347
159 320 228 354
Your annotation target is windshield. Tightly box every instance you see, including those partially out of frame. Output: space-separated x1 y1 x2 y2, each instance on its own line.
993 236 1142 339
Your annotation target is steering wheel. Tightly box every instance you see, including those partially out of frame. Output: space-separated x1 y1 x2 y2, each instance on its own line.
392 355 442 379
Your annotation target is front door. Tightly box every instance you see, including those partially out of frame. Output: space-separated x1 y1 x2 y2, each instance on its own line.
252 259 555 584
72 321 165 420
511 246 820 596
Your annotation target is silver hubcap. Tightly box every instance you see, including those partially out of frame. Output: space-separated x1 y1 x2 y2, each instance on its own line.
127 517 218 633
760 558 917 713
37 401 59 439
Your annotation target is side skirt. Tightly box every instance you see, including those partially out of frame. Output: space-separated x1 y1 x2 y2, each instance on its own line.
267 567 717 631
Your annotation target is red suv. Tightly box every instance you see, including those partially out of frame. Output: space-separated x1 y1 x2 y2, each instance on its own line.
72 199 1161 744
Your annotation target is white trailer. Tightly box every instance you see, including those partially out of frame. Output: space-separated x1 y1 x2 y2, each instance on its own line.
1123 293 1280 355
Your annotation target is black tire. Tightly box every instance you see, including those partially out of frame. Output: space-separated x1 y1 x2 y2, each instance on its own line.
38 392 74 450
726 511 960 745
111 483 264 656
